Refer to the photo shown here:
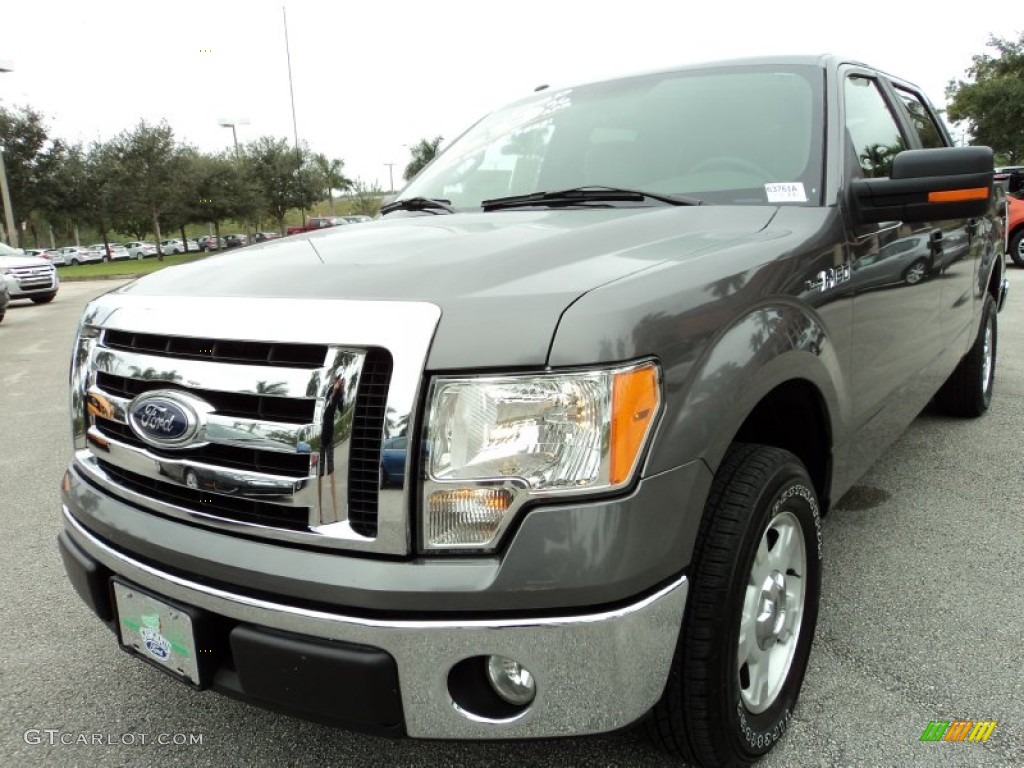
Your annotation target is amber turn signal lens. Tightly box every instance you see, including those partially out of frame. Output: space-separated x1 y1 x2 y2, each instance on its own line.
927 187 988 203
610 364 660 485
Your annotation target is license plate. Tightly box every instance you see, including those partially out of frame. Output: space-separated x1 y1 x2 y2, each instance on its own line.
113 581 201 685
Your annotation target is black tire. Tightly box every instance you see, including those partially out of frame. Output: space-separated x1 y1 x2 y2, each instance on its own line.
70 258 80 266
933 294 996 417
1010 230 1024 268
0 312 5 324
646 443 823 767
30 293 56 304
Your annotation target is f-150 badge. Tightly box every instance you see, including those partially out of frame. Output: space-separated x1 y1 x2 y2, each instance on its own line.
806 263 852 293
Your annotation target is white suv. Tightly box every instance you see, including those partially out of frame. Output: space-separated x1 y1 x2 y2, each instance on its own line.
0 242 60 304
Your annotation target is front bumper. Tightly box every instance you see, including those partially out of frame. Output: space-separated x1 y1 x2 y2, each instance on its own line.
60 507 687 739
998 276 1010 312
3 271 58 299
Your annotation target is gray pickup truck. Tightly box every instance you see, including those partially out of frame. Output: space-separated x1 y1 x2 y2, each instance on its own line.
59 55 1006 767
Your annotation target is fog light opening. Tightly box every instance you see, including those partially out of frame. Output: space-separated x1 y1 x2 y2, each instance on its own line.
486 655 536 706
447 656 536 722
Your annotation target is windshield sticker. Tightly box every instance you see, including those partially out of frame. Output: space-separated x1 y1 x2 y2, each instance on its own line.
765 182 807 203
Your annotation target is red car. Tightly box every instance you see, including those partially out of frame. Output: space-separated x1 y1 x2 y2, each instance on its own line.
1007 195 1024 267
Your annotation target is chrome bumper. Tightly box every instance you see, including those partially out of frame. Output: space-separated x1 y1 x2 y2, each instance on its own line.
63 506 686 739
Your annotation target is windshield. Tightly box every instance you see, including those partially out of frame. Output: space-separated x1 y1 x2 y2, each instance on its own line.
400 64 824 211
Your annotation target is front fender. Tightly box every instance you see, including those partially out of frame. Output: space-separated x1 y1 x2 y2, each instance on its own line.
644 302 847 479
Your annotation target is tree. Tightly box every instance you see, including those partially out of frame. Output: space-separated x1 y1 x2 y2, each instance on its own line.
80 141 122 249
403 135 443 182
0 105 59 245
189 150 263 244
244 137 321 234
106 121 189 259
311 153 352 215
42 142 92 245
347 179 385 217
946 33 1024 164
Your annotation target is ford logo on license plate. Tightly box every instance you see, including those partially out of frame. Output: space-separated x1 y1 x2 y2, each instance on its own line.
127 391 204 448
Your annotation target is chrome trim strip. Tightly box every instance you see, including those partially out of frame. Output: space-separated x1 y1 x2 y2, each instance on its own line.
65 506 687 739
89 386 317 454
83 434 311 505
92 347 325 400
73 454 399 551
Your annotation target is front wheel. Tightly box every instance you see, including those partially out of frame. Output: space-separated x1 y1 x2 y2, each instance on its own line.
646 443 822 767
902 258 929 285
1010 230 1024 268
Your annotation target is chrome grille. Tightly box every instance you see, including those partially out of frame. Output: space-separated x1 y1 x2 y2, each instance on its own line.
8 263 55 289
95 371 318 422
347 349 393 537
103 329 327 367
97 460 310 531
70 294 441 556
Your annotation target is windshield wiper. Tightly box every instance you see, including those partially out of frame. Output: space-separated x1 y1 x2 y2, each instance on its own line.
379 197 454 215
481 186 702 211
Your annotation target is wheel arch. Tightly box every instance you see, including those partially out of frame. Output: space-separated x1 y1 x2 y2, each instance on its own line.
645 302 843 513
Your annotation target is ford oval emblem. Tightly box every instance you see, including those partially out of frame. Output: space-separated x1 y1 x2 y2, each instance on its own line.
127 392 201 448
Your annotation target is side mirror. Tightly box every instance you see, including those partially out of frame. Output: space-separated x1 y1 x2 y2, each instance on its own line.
850 146 994 224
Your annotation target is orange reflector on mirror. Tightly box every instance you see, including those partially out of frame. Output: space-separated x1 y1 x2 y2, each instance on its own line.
610 364 660 485
927 187 988 203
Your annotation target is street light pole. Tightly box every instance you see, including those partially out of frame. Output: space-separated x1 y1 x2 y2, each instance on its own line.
384 163 395 193
218 118 252 243
0 61 17 248
218 118 249 157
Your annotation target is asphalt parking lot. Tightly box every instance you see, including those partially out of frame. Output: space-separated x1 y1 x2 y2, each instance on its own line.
1 276 1022 768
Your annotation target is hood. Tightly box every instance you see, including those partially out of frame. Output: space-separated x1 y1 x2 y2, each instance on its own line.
119 206 777 368
0 254 53 269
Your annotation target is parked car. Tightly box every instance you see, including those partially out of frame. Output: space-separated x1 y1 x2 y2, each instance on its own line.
159 238 200 254
224 234 248 248
24 248 64 265
197 235 225 252
342 215 373 224
0 278 9 322
56 246 101 266
1007 195 1024 267
380 436 408 488
252 232 280 243
994 166 1024 192
87 243 130 262
0 241 59 303
123 241 159 260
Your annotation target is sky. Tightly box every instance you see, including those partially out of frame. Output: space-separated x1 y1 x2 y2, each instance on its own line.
1 0 1019 191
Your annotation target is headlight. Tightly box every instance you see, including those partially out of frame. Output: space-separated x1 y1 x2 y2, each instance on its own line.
422 361 661 551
